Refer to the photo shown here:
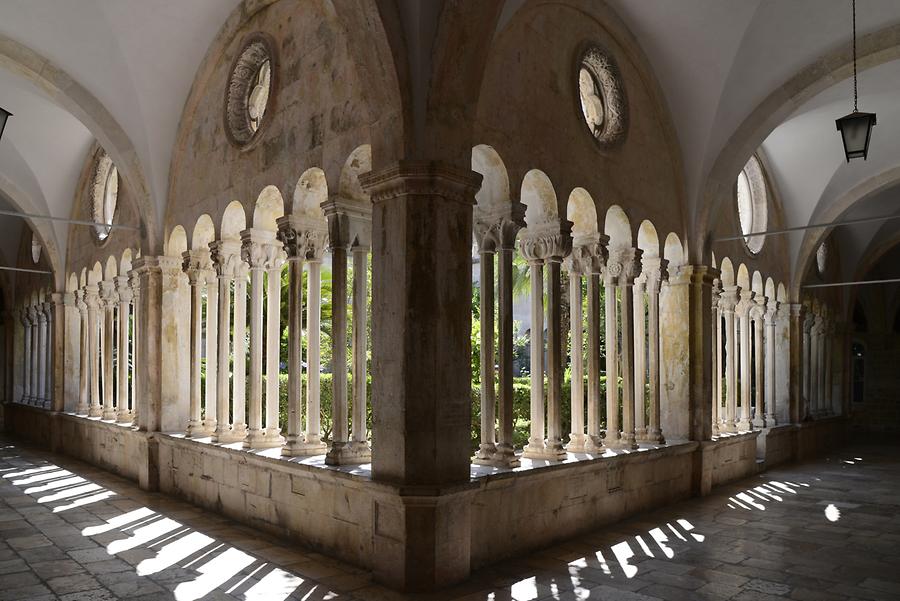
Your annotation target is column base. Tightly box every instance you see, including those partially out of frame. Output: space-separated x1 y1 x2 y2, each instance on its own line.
521 441 567 462
185 421 206 438
610 436 638 451
643 429 666 445
736 419 753 432
565 433 588 453
101 409 117 421
245 429 286 450
116 411 133 424
88 405 102 418
583 437 605 454
634 426 647 441
325 440 371 465
473 443 497 463
752 416 767 429
721 420 737 433
487 443 520 468
202 419 217 434
74 404 89 416
212 425 244 443
765 414 777 427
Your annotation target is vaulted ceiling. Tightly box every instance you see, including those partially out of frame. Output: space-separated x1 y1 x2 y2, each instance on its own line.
0 0 898 302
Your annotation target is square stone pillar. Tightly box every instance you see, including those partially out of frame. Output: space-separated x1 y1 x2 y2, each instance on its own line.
50 293 67 412
686 266 716 495
359 161 481 591
660 266 693 440
133 257 163 433
62 292 80 413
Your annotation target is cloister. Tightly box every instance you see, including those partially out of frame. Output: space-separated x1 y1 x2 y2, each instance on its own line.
0 0 898 597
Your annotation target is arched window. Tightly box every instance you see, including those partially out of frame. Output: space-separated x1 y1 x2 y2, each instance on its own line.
30 232 41 264
816 242 828 276
851 341 865 404
735 156 768 254
91 150 118 241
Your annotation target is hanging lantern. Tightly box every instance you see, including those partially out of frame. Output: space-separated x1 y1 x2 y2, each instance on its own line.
0 106 10 142
836 0 876 162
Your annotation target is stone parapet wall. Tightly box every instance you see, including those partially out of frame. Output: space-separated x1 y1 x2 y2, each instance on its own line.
709 432 760 488
470 442 697 568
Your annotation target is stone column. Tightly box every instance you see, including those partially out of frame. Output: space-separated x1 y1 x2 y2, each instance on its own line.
129 268 143 428
277 214 328 456
115 276 132 423
62 292 80 413
348 245 373 459
618 249 641 450
304 252 326 452
183 251 207 436
524 259 544 457
210 240 240 442
241 231 283 448
42 301 53 409
604 266 619 446
568 270 585 451
85 284 102 417
585 273 604 452
264 245 286 447
711 278 722 436
519 219 572 460
751 297 767 428
735 290 755 431
824 322 833 415
719 287 738 431
327 241 350 463
100 281 117 420
36 305 48 406
29 307 39 405
802 310 813 419
473 225 497 462
764 299 778 426
75 291 90 415
202 268 218 434
231 263 249 440
643 256 667 444
20 309 31 403
491 216 524 467
632 277 647 441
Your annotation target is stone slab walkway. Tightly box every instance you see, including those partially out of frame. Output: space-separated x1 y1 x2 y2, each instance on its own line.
0 435 898 601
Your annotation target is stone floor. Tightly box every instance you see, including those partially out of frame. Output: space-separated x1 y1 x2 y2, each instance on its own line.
0 436 898 601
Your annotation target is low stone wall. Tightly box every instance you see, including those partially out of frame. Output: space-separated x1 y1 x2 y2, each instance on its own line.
759 424 795 468
156 434 381 570
797 415 849 460
1 404 850 589
709 431 760 487
469 442 698 568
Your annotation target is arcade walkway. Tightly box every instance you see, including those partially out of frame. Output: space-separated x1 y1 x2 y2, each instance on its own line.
0 435 897 601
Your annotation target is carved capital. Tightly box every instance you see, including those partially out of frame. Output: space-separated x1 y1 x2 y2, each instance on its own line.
209 240 243 277
718 286 739 312
764 299 779 325
115 275 133 303
276 214 328 261
358 161 482 208
564 233 608 275
603 246 642 285
518 219 573 264
637 255 668 291
474 203 526 253
181 250 210 285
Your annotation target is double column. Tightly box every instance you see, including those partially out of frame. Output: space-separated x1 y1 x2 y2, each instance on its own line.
802 310 814 419
718 286 739 431
473 207 525 467
519 220 572 461
711 278 722 436
735 289 755 431
210 240 245 443
183 250 210 437
764 298 779 426
563 234 607 453
603 247 642 450
115 277 133 422
277 213 329 457
40 301 53 409
751 294 767 428
241 229 287 449
637 256 667 444
320 196 372 464
100 281 117 420
85 283 102 418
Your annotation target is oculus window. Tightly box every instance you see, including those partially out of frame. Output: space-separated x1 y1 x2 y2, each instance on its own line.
91 151 118 242
735 156 768 254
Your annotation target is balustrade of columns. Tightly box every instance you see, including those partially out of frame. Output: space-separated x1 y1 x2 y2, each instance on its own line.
563 232 608 454
635 255 667 444
519 220 572 460
711 278 722 437
210 239 246 443
763 298 779 426
473 206 525 468
750 293 767 429
734 289 755 432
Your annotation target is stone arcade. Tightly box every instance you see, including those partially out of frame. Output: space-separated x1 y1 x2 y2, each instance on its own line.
0 1 899 598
